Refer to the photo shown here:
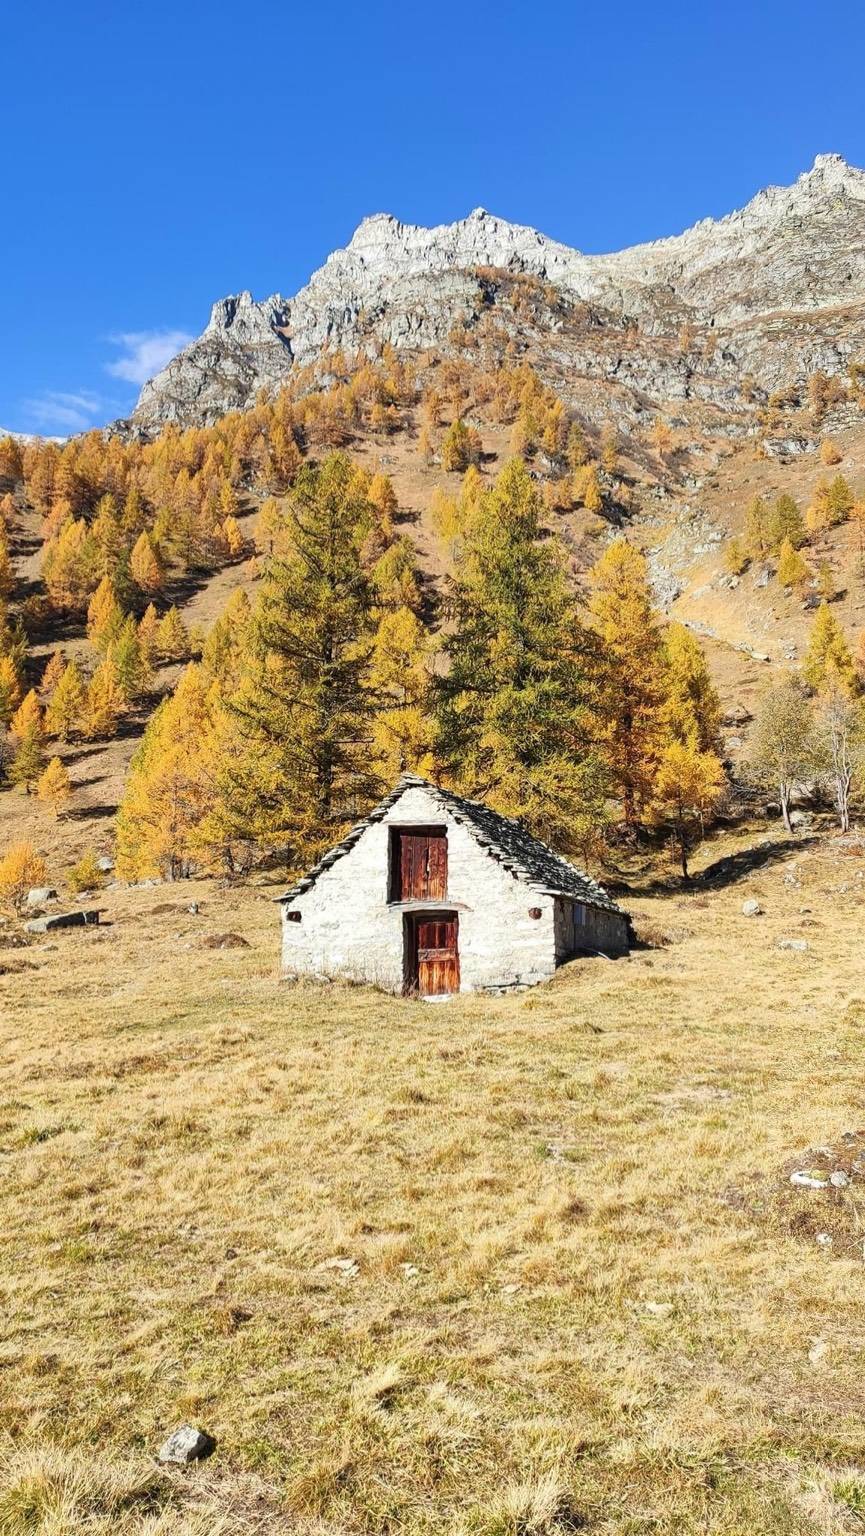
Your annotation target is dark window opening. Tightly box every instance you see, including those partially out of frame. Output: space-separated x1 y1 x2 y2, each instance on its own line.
389 826 448 902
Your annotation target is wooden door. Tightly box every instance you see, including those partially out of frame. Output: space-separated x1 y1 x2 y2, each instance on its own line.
393 828 447 901
408 915 459 996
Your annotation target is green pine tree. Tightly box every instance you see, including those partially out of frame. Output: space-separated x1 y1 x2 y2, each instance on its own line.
220 453 382 864
435 457 607 852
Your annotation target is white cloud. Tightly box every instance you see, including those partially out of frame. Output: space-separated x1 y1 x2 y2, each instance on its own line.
105 328 193 385
21 390 104 433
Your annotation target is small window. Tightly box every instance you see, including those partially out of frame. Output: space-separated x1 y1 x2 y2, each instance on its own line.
389 826 447 901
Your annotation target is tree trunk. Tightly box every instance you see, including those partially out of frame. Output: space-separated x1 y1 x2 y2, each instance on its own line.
779 783 793 834
837 773 851 833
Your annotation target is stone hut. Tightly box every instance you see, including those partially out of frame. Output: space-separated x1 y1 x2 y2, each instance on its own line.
278 775 628 996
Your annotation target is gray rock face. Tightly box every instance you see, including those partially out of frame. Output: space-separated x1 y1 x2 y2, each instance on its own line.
134 291 292 427
131 155 865 429
157 1425 215 1464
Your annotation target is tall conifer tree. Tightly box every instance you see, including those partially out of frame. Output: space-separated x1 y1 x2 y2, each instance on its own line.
220 453 382 863
436 458 606 852
588 539 666 827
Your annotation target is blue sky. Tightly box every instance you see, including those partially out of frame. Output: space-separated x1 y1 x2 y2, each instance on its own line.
3 0 865 434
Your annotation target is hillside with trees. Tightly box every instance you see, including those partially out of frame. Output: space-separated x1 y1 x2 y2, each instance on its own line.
3 330 865 896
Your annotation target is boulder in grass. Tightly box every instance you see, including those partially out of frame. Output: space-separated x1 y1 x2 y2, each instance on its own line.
25 888 58 907
157 1424 216 1465
741 898 762 917
25 910 100 935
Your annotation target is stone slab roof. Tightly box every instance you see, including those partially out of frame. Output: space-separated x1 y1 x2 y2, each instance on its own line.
279 774 624 916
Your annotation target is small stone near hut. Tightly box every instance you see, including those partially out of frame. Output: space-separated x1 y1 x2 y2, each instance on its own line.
157 1425 215 1464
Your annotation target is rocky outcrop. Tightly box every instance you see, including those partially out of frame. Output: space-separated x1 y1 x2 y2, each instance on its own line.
134 291 293 426
131 155 865 429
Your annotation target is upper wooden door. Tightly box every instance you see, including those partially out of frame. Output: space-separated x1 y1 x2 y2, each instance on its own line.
392 827 447 901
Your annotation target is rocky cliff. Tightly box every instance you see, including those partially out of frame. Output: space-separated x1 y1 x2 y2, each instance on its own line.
132 155 865 429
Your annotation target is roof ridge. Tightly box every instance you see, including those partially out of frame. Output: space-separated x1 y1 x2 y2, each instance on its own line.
279 777 623 915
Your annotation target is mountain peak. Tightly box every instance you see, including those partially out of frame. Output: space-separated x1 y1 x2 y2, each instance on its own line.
810 151 852 174
132 156 865 429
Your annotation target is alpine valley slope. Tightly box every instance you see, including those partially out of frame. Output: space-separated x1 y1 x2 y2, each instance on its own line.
132 154 865 429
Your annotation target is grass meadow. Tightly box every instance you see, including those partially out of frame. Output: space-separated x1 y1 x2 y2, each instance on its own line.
1 828 864 1533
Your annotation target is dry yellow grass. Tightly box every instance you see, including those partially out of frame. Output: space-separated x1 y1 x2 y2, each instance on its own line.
2 826 865 1533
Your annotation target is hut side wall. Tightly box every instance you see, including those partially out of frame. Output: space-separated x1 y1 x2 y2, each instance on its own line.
553 896 629 960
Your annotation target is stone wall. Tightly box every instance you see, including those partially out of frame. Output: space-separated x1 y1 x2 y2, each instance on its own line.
553 896 629 961
281 785 559 993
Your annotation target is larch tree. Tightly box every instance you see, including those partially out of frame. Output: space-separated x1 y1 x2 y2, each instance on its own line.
802 603 857 695
661 622 721 752
566 422 589 471
770 494 806 551
156 607 190 662
588 539 666 827
255 497 282 557
777 538 810 589
112 618 145 703
40 649 65 699
744 496 771 559
650 740 727 880
116 664 220 880
0 655 21 725
222 515 245 558
369 605 435 780
218 453 382 865
91 494 123 579
599 425 619 475
87 575 125 655
85 655 125 740
201 589 252 690
441 420 474 473
37 756 72 817
573 464 603 514
0 842 48 914
0 524 13 598
9 690 46 791
45 661 85 741
137 604 160 669
368 473 398 524
748 676 816 834
436 457 607 853
130 530 164 595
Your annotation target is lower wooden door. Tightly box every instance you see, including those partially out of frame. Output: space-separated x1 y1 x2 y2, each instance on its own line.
407 915 460 996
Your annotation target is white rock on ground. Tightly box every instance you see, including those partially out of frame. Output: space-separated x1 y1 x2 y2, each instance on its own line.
157 1425 215 1465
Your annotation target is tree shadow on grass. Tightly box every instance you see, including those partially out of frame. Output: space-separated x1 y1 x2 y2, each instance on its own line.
636 835 820 895
65 803 117 822
694 835 819 889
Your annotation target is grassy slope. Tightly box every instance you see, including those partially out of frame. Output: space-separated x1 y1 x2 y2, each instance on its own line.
2 826 865 1533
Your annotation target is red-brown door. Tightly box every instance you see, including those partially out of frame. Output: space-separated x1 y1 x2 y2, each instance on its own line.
393 828 447 901
407 915 459 996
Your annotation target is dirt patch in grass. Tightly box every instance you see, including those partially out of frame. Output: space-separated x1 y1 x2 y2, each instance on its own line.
725 1130 865 1260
